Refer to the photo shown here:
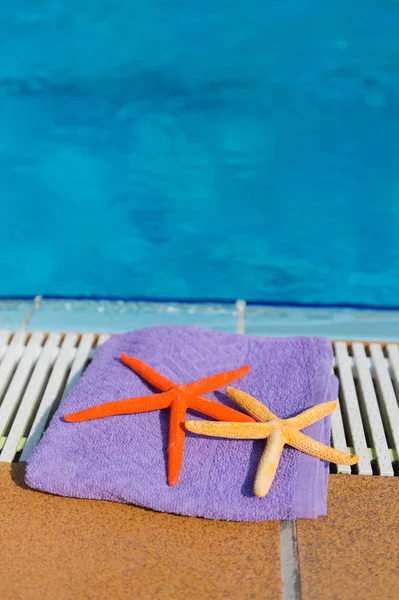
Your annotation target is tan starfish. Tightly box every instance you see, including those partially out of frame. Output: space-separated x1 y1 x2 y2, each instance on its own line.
185 387 359 497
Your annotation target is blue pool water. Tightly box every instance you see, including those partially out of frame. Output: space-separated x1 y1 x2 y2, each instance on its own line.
1 2 399 306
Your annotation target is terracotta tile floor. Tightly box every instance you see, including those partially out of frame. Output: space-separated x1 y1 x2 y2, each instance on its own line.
297 475 399 600
0 464 281 600
2 466 398 600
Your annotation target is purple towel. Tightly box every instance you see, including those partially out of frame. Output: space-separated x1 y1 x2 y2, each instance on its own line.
26 326 337 521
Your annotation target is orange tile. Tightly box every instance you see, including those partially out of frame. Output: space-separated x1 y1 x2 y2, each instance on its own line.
0 464 281 600
297 475 399 600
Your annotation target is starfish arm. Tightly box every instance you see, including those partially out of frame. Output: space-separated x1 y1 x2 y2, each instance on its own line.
64 391 174 422
253 428 285 497
186 393 255 423
185 420 273 439
168 397 187 486
120 354 175 392
285 429 359 466
285 400 337 430
185 365 250 395
225 387 278 422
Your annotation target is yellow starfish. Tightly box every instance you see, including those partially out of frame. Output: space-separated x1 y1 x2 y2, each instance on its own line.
185 387 359 497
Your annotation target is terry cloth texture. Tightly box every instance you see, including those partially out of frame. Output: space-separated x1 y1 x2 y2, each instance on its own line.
26 326 337 521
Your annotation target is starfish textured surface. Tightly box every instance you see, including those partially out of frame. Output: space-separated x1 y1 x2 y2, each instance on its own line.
64 355 254 486
185 386 359 497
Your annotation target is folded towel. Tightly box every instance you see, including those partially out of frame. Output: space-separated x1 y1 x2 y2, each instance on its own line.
26 326 337 521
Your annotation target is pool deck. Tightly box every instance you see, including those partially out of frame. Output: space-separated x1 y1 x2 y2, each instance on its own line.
1 297 398 599
1 297 399 339
1 465 398 600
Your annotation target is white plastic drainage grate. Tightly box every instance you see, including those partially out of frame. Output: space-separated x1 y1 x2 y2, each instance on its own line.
0 331 398 475
0 331 110 463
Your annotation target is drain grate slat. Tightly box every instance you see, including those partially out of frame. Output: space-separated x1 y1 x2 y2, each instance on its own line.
0 330 11 362
0 332 27 400
0 332 396 474
333 342 372 475
0 333 44 445
0 334 60 462
386 344 399 400
330 370 351 475
352 343 393 476
19 334 79 461
61 333 96 402
369 343 399 459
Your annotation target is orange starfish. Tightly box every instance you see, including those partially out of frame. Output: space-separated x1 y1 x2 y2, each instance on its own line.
64 354 254 486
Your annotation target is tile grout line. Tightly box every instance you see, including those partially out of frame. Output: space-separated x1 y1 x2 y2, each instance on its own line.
280 520 301 600
239 298 301 600
20 296 42 332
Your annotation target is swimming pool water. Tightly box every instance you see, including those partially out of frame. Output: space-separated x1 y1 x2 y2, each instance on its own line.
1 2 399 306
